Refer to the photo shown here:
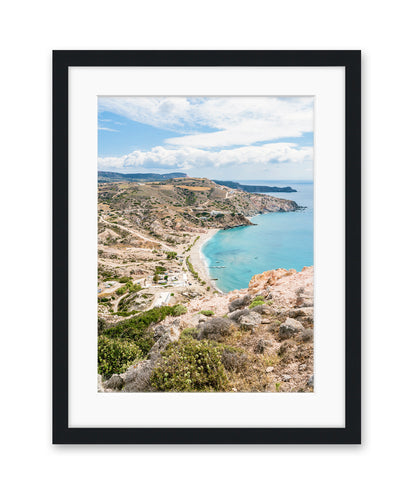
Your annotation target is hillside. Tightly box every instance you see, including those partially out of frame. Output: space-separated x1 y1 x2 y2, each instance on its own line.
98 266 314 393
97 175 311 393
97 176 299 320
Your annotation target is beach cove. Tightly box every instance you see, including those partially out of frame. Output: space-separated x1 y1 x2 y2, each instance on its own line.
201 181 313 293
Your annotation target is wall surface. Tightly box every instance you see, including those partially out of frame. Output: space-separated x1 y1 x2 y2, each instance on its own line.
1 1 415 498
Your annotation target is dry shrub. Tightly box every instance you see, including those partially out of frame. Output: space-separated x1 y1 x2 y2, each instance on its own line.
197 317 235 340
278 339 297 364
221 349 248 372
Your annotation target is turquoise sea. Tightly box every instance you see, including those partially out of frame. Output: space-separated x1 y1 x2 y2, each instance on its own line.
202 180 313 292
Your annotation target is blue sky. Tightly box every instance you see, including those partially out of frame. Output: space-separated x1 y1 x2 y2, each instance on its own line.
98 97 313 181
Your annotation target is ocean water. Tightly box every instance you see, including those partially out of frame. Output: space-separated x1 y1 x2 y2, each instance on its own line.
202 180 313 292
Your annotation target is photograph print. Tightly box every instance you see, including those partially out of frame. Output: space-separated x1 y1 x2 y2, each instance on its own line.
97 96 314 393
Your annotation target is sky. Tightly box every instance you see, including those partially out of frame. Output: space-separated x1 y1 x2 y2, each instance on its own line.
98 96 313 181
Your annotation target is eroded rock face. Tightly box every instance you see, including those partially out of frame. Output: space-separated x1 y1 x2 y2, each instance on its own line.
152 324 169 341
249 269 296 294
278 317 305 340
248 266 313 309
148 321 181 361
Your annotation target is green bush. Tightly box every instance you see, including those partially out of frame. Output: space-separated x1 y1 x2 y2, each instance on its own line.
249 296 266 309
150 338 228 392
200 310 214 316
186 256 199 279
112 310 140 317
104 305 183 349
98 317 107 334
118 276 131 283
171 304 187 316
116 281 141 295
181 327 198 339
98 336 142 378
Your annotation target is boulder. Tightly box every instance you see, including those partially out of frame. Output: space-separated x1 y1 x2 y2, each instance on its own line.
238 311 262 330
228 308 250 321
228 294 251 312
104 373 124 390
307 375 314 387
278 317 305 339
123 360 154 392
250 304 272 315
300 328 314 342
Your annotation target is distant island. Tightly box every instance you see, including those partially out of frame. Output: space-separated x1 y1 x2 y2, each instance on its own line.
98 171 187 183
213 180 296 193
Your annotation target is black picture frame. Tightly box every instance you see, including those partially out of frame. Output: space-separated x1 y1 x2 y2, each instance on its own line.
53 50 361 445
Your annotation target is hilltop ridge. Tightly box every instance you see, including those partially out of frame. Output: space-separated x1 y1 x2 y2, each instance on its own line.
98 171 187 183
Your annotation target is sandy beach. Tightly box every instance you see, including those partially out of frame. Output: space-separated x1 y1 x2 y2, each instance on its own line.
188 228 221 291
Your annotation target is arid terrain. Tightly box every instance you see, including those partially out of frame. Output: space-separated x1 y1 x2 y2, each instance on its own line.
97 176 313 393
97 176 299 321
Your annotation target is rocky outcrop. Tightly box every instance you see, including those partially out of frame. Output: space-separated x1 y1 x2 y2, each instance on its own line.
238 311 262 331
248 266 313 310
278 318 305 340
102 321 181 392
229 294 251 312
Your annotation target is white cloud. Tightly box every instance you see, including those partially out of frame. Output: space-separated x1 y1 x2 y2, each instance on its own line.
98 96 313 148
98 127 120 132
98 142 313 171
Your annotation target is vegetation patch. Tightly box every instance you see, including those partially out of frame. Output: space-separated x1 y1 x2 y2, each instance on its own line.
200 310 214 316
98 336 142 378
249 295 266 309
150 337 228 392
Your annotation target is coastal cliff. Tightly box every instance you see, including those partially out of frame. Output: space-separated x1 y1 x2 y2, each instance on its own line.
213 179 297 193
